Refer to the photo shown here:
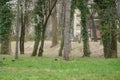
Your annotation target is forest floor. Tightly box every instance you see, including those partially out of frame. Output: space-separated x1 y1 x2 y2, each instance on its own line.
11 40 120 58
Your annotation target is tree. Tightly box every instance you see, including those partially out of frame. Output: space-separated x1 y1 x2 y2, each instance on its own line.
63 0 71 60
0 0 13 55
77 0 91 57
15 0 20 59
31 0 44 56
20 0 29 54
94 0 118 58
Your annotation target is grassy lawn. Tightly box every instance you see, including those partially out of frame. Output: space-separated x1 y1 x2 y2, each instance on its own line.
0 56 120 80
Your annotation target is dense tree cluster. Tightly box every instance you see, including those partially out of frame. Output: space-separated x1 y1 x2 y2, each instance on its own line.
0 0 13 54
0 0 120 60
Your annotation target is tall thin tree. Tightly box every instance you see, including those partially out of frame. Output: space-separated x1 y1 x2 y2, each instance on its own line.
15 0 20 59
20 0 29 54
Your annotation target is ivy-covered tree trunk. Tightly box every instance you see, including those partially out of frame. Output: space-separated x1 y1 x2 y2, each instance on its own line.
0 2 13 55
32 22 41 56
1 37 11 55
31 0 43 56
78 0 91 57
1 32 11 55
94 0 118 58
110 23 117 58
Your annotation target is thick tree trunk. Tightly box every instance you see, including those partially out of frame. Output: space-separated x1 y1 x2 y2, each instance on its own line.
101 23 117 58
0 37 11 55
1 41 7 54
108 24 117 58
63 0 71 60
102 38 116 58
32 37 40 56
32 23 41 56
94 0 118 58
83 40 91 57
110 32 117 58
79 0 91 57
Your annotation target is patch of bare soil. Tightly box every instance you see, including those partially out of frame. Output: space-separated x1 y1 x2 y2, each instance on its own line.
11 41 120 57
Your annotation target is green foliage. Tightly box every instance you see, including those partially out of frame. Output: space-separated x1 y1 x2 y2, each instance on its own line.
0 0 10 6
0 2 13 41
33 0 45 42
94 0 116 9
70 0 77 22
94 0 118 58
0 0 13 54
0 56 120 80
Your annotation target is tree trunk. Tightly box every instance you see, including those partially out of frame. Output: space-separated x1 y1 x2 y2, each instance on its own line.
0 1 12 55
94 0 118 58
20 4 25 54
1 37 11 55
58 0 65 56
15 0 20 59
32 36 40 56
20 0 29 54
110 29 117 58
59 28 64 56
108 23 117 58
38 36 44 56
63 0 71 60
79 0 91 57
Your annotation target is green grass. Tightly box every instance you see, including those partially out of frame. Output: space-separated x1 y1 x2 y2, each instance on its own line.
0 56 120 80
